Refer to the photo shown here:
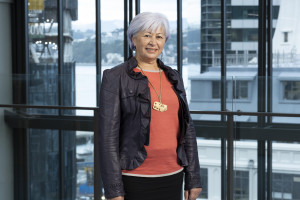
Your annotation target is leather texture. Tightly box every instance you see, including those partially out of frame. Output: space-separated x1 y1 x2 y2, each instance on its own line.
98 57 202 199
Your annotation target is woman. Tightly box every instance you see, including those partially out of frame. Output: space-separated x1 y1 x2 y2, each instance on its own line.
99 12 202 200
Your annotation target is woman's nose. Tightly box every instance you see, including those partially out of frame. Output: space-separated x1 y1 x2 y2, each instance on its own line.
149 37 156 45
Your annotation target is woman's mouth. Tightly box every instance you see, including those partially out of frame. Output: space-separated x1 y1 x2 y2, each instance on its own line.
146 48 157 53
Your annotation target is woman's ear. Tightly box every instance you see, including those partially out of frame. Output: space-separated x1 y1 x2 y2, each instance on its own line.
132 36 136 47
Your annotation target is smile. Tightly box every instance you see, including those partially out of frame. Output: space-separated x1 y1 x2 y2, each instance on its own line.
146 48 158 53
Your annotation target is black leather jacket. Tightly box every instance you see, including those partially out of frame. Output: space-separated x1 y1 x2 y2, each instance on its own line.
99 57 202 199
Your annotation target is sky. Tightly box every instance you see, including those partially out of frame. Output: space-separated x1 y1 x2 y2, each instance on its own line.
72 0 201 30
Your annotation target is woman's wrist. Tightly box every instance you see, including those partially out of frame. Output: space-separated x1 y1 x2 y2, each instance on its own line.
110 196 124 200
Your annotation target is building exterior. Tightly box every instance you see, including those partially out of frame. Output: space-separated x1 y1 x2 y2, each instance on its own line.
197 139 300 200
200 0 280 72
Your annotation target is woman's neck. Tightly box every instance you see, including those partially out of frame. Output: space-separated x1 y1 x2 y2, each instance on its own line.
135 56 160 71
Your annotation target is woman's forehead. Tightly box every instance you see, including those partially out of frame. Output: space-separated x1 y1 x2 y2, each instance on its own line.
140 27 165 34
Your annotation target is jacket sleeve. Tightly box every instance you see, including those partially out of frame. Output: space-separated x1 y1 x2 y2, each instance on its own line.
183 111 203 190
178 73 202 190
98 70 124 199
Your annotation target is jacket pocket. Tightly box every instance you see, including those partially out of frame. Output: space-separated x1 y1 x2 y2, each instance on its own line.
120 88 138 114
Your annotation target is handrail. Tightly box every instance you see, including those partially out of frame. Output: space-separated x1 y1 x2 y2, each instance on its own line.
0 104 98 110
190 110 300 117
2 104 300 117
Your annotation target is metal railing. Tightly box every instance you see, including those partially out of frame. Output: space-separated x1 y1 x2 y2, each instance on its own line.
1 104 300 200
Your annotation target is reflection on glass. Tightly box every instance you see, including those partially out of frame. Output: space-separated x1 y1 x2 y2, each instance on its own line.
101 0 124 73
28 0 59 110
272 142 300 200
29 129 78 200
27 1 79 199
140 0 177 66
76 131 95 199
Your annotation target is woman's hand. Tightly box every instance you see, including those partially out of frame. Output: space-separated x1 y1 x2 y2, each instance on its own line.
109 196 124 200
184 188 202 200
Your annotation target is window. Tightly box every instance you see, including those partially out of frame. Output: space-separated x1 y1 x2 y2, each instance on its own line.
233 81 248 99
284 32 289 43
272 173 300 200
231 6 259 19
212 81 221 99
212 81 228 99
283 81 300 100
234 171 249 200
231 29 258 42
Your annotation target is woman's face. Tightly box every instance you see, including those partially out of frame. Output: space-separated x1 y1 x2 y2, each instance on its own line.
132 27 166 62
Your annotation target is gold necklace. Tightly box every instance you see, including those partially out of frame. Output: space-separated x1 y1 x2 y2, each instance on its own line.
138 66 167 112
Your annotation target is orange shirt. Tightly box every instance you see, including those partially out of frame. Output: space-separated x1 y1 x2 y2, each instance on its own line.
122 68 183 176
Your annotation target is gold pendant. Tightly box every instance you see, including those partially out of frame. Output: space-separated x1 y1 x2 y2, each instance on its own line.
153 101 167 112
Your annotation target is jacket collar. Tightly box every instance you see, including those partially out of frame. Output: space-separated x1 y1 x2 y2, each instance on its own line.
126 56 184 93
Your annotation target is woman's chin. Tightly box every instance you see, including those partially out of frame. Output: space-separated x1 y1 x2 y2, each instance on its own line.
142 54 160 61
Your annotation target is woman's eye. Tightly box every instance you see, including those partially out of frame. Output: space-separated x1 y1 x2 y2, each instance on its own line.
144 35 151 37
157 36 163 39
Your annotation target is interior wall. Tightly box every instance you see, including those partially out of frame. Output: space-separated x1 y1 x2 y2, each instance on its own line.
0 0 14 200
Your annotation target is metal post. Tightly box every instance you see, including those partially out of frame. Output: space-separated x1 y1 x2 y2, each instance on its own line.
221 0 227 119
258 0 267 200
129 0 133 58
221 138 227 200
135 0 140 15
267 0 273 124
94 109 102 199
258 141 266 200
267 141 272 200
227 114 234 200
177 0 183 74
124 0 129 61
96 0 102 105
58 0 65 198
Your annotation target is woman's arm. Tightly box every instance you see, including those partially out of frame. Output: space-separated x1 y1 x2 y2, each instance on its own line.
99 70 124 199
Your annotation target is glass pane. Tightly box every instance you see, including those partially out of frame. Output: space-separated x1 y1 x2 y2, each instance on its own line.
272 75 300 123
271 1 300 119
232 76 257 122
234 140 257 200
28 129 95 200
140 0 177 67
72 0 97 113
76 131 95 199
101 0 124 73
182 0 201 104
272 141 300 200
28 0 59 108
188 0 225 120
3 104 97 199
29 129 61 199
75 73 96 116
227 1 259 114
197 138 222 200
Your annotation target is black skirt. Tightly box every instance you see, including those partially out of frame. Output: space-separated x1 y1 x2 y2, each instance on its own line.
122 171 183 200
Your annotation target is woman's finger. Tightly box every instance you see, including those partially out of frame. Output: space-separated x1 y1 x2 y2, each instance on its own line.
184 190 189 200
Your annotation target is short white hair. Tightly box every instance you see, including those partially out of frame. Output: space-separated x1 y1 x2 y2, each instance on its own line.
127 12 170 50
